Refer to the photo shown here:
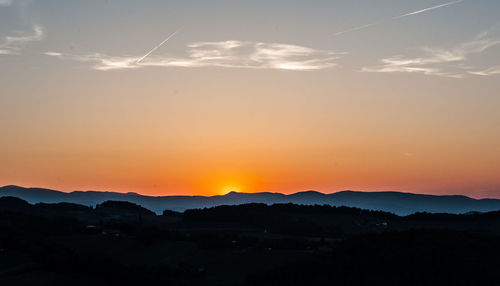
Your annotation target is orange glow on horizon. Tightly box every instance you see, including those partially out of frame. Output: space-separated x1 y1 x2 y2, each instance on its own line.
219 185 242 195
1 61 500 199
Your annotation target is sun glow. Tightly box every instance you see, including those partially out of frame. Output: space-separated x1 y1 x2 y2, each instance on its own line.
220 185 242 195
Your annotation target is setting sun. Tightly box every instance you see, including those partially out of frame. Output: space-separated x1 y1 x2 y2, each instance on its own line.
220 185 242 195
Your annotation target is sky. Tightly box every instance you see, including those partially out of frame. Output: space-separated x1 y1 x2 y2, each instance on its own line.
1 0 499 197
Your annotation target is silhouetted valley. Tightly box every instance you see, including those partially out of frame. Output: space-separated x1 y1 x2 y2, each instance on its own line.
2 196 500 285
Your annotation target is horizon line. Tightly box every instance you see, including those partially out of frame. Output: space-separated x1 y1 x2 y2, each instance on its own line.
0 184 496 200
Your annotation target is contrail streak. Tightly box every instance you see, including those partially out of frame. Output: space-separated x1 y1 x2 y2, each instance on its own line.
333 0 464 36
136 29 179 64
393 0 464 19
333 22 382 36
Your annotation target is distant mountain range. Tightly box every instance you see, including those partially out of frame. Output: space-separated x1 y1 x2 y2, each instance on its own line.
1 185 500 215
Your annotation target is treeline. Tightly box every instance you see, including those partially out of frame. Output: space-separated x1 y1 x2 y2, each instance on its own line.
183 203 500 237
4 196 500 238
183 203 398 237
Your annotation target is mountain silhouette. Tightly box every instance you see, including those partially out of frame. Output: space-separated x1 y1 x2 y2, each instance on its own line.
2 185 500 215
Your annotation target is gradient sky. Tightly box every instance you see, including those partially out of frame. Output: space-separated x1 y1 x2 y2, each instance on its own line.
1 0 500 197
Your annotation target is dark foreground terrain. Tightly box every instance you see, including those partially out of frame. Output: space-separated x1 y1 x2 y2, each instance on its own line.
1 196 500 285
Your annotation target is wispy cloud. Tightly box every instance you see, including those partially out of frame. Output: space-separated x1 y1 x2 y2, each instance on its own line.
468 66 500 76
45 41 346 71
43 52 141 71
333 0 464 36
362 32 500 78
0 25 44 55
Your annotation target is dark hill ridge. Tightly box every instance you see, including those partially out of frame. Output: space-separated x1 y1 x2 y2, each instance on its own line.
1 185 500 215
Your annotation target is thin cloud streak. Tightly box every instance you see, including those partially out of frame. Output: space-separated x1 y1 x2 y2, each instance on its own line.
333 0 465 36
333 22 382 37
136 29 179 64
468 67 500 76
393 0 464 19
45 41 346 71
362 32 500 78
43 52 141 71
0 25 44 55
